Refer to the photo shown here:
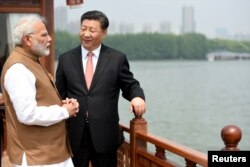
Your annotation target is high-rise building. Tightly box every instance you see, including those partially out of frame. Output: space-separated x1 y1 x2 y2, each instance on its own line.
118 23 134 34
159 21 171 34
55 6 68 31
215 28 229 39
181 6 195 33
142 23 153 33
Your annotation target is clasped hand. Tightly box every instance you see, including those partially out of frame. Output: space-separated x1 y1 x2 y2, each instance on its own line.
62 98 79 117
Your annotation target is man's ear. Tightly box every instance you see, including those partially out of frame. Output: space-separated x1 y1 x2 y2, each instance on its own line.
101 29 108 40
22 35 32 47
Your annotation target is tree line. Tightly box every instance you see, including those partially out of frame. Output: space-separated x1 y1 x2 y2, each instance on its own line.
55 31 250 60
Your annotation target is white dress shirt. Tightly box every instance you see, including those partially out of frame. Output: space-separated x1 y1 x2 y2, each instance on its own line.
4 63 73 167
81 44 101 73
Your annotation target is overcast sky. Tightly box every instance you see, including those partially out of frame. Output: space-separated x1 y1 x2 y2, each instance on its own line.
54 0 250 38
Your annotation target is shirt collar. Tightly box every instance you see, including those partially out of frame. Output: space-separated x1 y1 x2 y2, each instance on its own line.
81 45 101 59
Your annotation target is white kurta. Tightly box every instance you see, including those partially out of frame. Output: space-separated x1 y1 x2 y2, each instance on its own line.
4 63 73 167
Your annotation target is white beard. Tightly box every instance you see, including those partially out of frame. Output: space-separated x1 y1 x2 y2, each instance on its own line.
31 40 50 57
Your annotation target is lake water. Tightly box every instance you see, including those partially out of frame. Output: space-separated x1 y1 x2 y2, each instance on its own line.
118 60 250 153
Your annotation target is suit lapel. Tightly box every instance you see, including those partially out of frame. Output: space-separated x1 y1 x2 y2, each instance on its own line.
71 46 89 92
89 45 111 91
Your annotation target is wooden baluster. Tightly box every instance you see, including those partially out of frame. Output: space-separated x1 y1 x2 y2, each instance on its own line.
185 159 197 167
155 146 166 160
221 125 242 151
130 113 147 167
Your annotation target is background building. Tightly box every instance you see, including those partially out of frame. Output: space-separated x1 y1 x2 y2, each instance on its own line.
159 21 171 34
181 6 195 34
54 6 68 31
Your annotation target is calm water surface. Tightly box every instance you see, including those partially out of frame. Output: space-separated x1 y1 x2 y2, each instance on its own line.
118 60 250 153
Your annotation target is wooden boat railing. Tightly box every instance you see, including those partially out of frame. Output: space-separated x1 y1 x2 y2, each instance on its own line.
117 115 242 167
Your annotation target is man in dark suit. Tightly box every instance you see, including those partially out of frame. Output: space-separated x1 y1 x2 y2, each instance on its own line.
55 10 146 167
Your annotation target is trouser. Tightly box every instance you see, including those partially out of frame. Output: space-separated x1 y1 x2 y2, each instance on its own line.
72 123 117 167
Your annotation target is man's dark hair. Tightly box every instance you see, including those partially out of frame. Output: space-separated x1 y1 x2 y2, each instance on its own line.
80 10 109 30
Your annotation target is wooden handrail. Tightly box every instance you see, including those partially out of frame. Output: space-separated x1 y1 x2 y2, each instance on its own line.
120 124 130 133
136 131 207 166
119 118 208 167
119 119 244 167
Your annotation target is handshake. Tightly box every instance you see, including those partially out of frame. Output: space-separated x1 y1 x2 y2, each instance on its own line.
62 98 79 117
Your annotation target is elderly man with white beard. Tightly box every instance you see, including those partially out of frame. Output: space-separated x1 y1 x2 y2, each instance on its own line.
0 15 79 167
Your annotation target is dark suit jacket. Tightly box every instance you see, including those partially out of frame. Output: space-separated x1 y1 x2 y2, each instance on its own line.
55 44 145 153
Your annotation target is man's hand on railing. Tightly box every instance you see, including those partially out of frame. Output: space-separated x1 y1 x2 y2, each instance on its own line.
130 97 146 118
